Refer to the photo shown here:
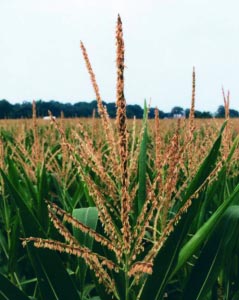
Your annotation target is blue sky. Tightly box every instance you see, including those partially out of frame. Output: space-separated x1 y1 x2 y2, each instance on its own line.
0 0 239 112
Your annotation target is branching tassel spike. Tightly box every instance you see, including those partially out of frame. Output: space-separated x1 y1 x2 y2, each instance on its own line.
116 15 131 253
189 66 196 134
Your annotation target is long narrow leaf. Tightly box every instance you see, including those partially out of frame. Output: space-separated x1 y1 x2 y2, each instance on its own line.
0 273 30 300
73 207 98 290
175 183 239 275
182 206 239 300
137 100 148 215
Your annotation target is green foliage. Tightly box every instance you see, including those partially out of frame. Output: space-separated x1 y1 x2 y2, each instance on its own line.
182 205 239 300
73 207 98 293
0 273 30 300
137 101 148 215
1 116 239 300
0 162 81 300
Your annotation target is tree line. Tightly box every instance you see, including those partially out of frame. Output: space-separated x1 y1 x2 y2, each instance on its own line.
0 99 237 119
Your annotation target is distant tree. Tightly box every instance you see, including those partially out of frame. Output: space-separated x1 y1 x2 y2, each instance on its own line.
148 108 165 119
106 103 116 118
194 110 212 118
229 109 239 118
163 112 171 119
0 99 220 119
215 106 239 118
200 111 213 118
0 99 12 118
158 110 165 119
63 103 74 117
74 102 92 117
183 108 212 119
126 105 143 118
194 110 202 118
148 108 155 119
215 105 225 118
185 108 190 118
171 106 184 117
12 103 22 118
13 101 32 118
47 101 62 117
36 99 48 117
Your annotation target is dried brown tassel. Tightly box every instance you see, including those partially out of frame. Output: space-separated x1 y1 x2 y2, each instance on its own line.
116 14 127 183
222 87 231 158
131 192 158 260
80 41 120 178
129 116 136 165
222 87 230 120
32 100 39 162
22 237 117 295
189 67 196 134
48 209 79 246
0 137 4 170
116 14 131 253
155 107 162 171
92 108 96 139
144 161 222 264
48 201 118 254
128 261 153 276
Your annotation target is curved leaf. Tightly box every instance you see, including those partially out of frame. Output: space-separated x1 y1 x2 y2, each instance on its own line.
73 207 98 290
0 273 30 300
137 100 148 215
182 205 239 300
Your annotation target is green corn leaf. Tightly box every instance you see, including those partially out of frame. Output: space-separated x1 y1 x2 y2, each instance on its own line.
73 207 98 249
175 183 239 275
182 128 222 202
137 100 148 215
182 205 239 300
0 273 30 300
36 164 51 228
232 290 239 300
8 216 21 275
72 208 118 300
195 136 239 228
0 231 8 260
226 134 239 163
70 182 86 209
73 207 98 289
196 164 227 229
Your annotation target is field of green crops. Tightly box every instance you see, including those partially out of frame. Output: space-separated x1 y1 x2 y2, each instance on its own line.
1 15 239 300
1 111 239 300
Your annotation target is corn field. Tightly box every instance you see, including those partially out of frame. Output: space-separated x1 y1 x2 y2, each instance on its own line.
1 15 239 300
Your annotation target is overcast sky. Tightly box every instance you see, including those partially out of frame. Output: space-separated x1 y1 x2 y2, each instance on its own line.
1 0 239 112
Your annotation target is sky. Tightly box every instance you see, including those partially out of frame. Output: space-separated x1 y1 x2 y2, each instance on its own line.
0 0 239 113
